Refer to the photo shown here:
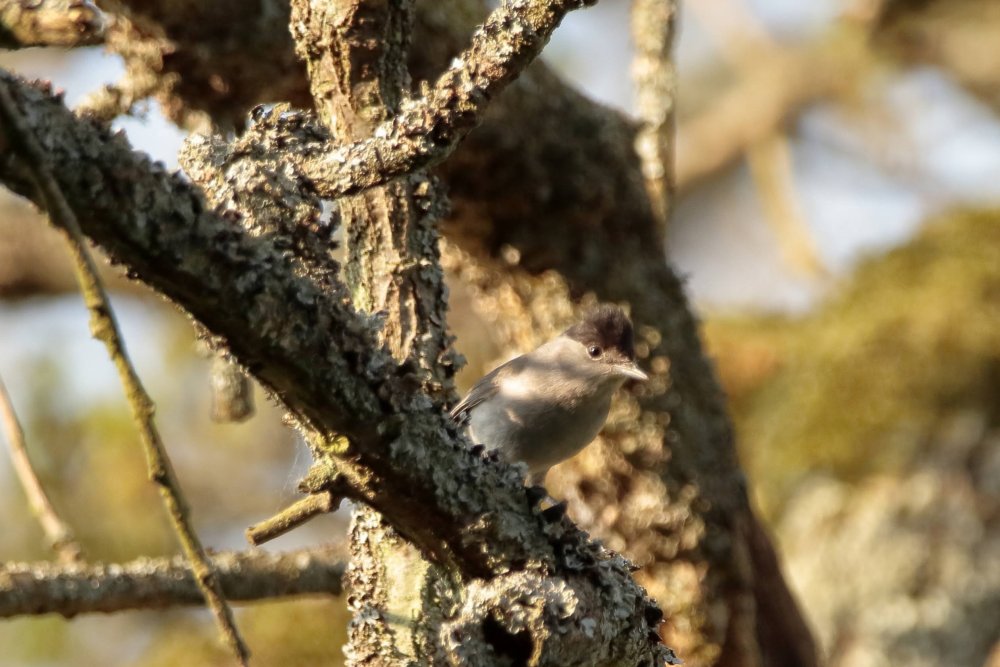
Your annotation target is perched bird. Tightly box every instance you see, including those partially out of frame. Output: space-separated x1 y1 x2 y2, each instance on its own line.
451 304 648 483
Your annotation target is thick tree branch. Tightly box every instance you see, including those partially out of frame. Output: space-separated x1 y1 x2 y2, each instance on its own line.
289 0 457 395
288 1 468 662
284 0 599 200
0 0 824 661
0 70 677 666
0 549 346 618
289 1 678 663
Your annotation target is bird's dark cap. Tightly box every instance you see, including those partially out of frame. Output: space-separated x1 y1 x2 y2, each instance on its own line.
564 304 636 360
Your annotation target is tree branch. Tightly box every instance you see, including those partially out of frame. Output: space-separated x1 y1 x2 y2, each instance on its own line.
0 80 249 666
280 0 599 200
631 0 678 228
246 492 344 548
0 549 346 618
0 68 677 666
0 375 83 565
0 0 826 660
289 1 463 661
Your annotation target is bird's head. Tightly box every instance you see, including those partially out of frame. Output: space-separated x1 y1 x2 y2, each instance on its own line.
563 304 648 384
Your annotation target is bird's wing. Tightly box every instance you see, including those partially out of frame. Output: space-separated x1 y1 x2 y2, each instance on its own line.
450 356 523 423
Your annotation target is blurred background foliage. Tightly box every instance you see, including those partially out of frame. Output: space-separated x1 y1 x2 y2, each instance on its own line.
1 0 999 665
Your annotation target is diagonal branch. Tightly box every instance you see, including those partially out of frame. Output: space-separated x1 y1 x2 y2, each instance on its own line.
0 66 677 666
0 549 345 618
0 375 83 565
283 0 599 200
0 81 249 666
246 491 344 547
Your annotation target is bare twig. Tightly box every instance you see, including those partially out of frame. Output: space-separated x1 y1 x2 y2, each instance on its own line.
688 0 825 276
0 548 345 618
0 0 105 49
246 492 343 547
631 0 678 229
0 82 250 666
0 375 82 564
746 135 826 276
676 28 865 192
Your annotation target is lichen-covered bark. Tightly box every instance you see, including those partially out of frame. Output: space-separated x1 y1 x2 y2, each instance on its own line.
4 0 817 663
1 0 821 663
179 106 341 291
0 41 676 667
0 549 345 617
440 71 818 665
288 0 459 661
290 0 457 396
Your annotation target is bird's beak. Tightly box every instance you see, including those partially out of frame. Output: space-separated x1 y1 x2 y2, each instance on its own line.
617 361 649 382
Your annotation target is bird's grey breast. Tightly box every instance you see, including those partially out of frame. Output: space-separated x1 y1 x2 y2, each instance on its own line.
467 338 616 475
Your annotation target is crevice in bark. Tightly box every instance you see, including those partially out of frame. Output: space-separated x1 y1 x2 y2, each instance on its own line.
482 616 533 667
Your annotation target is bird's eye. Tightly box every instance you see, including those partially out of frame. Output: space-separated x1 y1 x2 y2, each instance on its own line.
588 345 602 359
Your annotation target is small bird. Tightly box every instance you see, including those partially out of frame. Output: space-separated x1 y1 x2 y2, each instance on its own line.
451 304 648 483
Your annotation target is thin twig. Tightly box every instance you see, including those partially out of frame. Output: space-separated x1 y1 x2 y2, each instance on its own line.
0 83 250 666
631 0 678 230
747 135 826 276
0 375 83 564
686 0 825 276
0 548 346 618
246 492 343 547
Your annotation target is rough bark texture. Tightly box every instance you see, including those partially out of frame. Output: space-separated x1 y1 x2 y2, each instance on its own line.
1 67 676 666
0 549 345 617
0 0 821 664
287 1 459 662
